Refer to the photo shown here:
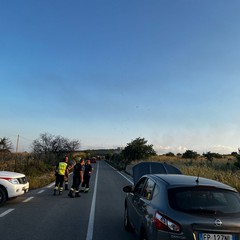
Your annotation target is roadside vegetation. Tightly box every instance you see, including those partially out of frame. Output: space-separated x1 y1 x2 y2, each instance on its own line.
1 135 240 191
107 139 240 191
149 155 240 191
0 133 84 189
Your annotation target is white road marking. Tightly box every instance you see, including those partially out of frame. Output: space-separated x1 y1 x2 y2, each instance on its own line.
22 196 34 203
106 162 116 170
37 190 45 194
0 208 14 217
86 161 99 240
117 170 133 184
105 161 133 184
47 182 55 188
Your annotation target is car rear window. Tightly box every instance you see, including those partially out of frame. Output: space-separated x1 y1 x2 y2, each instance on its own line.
168 187 240 215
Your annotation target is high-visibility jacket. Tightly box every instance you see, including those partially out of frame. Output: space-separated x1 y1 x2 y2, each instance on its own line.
58 162 68 175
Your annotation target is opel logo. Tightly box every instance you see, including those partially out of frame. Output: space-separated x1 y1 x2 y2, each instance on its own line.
214 219 223 227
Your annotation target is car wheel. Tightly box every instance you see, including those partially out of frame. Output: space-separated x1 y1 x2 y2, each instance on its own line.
124 206 133 232
0 187 7 207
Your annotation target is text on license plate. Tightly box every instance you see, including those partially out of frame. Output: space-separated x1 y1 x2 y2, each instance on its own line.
199 233 235 240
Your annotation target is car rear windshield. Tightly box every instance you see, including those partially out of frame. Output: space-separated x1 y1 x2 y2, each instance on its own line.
168 187 240 215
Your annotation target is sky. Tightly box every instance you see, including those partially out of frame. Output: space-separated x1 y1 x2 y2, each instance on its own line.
1 0 240 154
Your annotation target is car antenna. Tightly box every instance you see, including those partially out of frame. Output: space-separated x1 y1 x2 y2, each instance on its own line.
196 169 200 184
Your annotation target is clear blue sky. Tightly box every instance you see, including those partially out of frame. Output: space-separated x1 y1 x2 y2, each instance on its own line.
1 0 240 154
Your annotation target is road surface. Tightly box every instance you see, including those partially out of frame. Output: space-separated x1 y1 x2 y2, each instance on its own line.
0 161 137 240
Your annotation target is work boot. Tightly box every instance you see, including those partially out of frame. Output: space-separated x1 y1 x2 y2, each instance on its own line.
84 188 89 193
65 184 69 190
68 190 74 198
75 192 81 197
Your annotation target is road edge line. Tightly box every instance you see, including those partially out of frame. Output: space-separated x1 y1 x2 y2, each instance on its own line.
86 161 99 240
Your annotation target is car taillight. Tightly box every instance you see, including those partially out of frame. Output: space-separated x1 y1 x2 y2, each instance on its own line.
154 211 181 233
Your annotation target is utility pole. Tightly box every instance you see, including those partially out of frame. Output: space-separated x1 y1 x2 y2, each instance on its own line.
16 135 19 153
15 135 19 171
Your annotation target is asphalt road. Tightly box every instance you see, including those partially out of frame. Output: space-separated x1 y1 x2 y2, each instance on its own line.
0 161 137 240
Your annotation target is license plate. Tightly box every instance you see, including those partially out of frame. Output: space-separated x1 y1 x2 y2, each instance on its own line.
199 233 235 240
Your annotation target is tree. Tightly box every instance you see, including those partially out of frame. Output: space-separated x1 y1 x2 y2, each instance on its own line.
31 133 80 164
234 154 240 169
203 151 222 164
122 137 156 168
110 152 125 170
32 133 80 154
182 150 198 159
165 152 175 157
31 133 54 154
66 140 81 153
0 137 13 152
203 152 214 164
231 152 238 157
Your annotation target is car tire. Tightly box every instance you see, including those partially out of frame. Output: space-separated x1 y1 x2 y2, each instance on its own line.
124 206 133 232
0 187 7 207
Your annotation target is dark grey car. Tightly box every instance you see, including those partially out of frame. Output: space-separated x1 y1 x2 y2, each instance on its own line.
123 163 240 240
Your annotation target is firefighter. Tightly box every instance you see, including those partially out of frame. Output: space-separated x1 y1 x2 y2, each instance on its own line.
64 156 73 190
81 159 93 193
54 157 69 195
64 167 69 190
68 158 85 198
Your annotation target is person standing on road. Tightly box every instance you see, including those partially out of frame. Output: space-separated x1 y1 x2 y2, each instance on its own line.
64 156 73 190
81 159 93 193
54 157 69 195
68 158 85 198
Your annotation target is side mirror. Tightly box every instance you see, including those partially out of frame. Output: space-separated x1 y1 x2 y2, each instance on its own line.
123 185 134 193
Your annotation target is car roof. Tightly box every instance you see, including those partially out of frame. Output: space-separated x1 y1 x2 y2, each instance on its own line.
148 174 237 192
132 162 182 185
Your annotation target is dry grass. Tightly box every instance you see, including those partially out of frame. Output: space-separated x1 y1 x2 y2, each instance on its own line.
0 153 56 189
1 153 240 191
147 155 240 191
27 172 55 189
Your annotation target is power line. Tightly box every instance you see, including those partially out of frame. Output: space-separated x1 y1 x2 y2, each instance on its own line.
1 135 34 142
19 135 34 142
